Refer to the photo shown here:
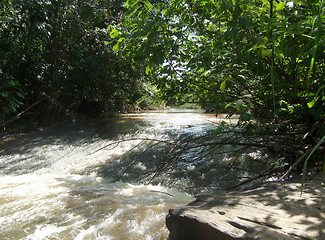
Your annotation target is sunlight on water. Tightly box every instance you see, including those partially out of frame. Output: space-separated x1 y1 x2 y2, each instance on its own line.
1 111 217 239
0 111 250 239
0 175 193 240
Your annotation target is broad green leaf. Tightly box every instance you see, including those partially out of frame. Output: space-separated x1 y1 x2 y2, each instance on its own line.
261 49 271 58
113 42 119 51
110 29 119 39
307 98 318 108
275 49 284 60
125 0 140 8
220 81 226 92
276 2 285 11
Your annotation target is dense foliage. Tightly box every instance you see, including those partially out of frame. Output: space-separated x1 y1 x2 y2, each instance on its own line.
114 0 324 126
0 0 145 125
108 0 325 174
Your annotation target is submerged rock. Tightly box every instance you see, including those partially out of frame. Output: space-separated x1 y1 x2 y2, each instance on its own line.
166 175 325 240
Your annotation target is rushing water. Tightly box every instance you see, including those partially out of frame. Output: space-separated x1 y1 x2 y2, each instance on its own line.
1 110 236 240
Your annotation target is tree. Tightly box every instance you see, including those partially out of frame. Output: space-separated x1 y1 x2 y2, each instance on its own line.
114 0 324 127
112 0 324 173
0 0 145 126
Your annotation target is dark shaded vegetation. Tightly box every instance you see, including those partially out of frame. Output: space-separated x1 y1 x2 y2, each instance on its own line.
0 0 149 132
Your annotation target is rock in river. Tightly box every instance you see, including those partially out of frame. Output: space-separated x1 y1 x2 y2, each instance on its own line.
166 175 325 240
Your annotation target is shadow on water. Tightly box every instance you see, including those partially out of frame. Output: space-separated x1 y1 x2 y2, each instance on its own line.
1 111 271 193
0 111 277 239
0 117 149 175
96 134 271 195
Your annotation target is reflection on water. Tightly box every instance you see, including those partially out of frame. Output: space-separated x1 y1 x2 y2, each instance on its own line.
0 110 220 239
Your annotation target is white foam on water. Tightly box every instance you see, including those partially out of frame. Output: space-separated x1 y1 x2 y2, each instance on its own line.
0 111 222 239
0 174 193 240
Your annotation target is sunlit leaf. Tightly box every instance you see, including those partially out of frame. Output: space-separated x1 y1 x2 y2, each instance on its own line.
276 2 285 11
144 1 152 11
113 42 119 51
145 66 152 75
125 0 140 8
110 29 119 39
220 81 226 92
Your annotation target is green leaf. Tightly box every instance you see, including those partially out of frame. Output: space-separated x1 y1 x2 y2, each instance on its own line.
144 1 152 11
225 102 234 109
261 49 271 58
113 42 120 51
125 0 140 8
126 5 141 17
281 135 325 188
145 66 152 75
239 112 252 122
302 34 314 39
16 92 25 99
236 99 243 107
276 2 285 11
316 85 325 96
307 99 316 108
110 29 119 39
138 44 151 58
152 50 164 65
300 135 325 193
214 122 226 134
220 81 226 92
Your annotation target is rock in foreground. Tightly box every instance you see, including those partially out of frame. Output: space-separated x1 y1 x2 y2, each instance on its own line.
166 177 325 240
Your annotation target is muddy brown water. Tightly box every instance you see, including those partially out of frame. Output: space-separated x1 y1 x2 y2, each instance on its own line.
1 110 259 239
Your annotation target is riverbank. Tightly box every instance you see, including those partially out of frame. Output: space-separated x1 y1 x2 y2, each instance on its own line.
166 173 325 240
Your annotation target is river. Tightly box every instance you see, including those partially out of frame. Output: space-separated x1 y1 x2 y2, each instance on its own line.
0 110 252 239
